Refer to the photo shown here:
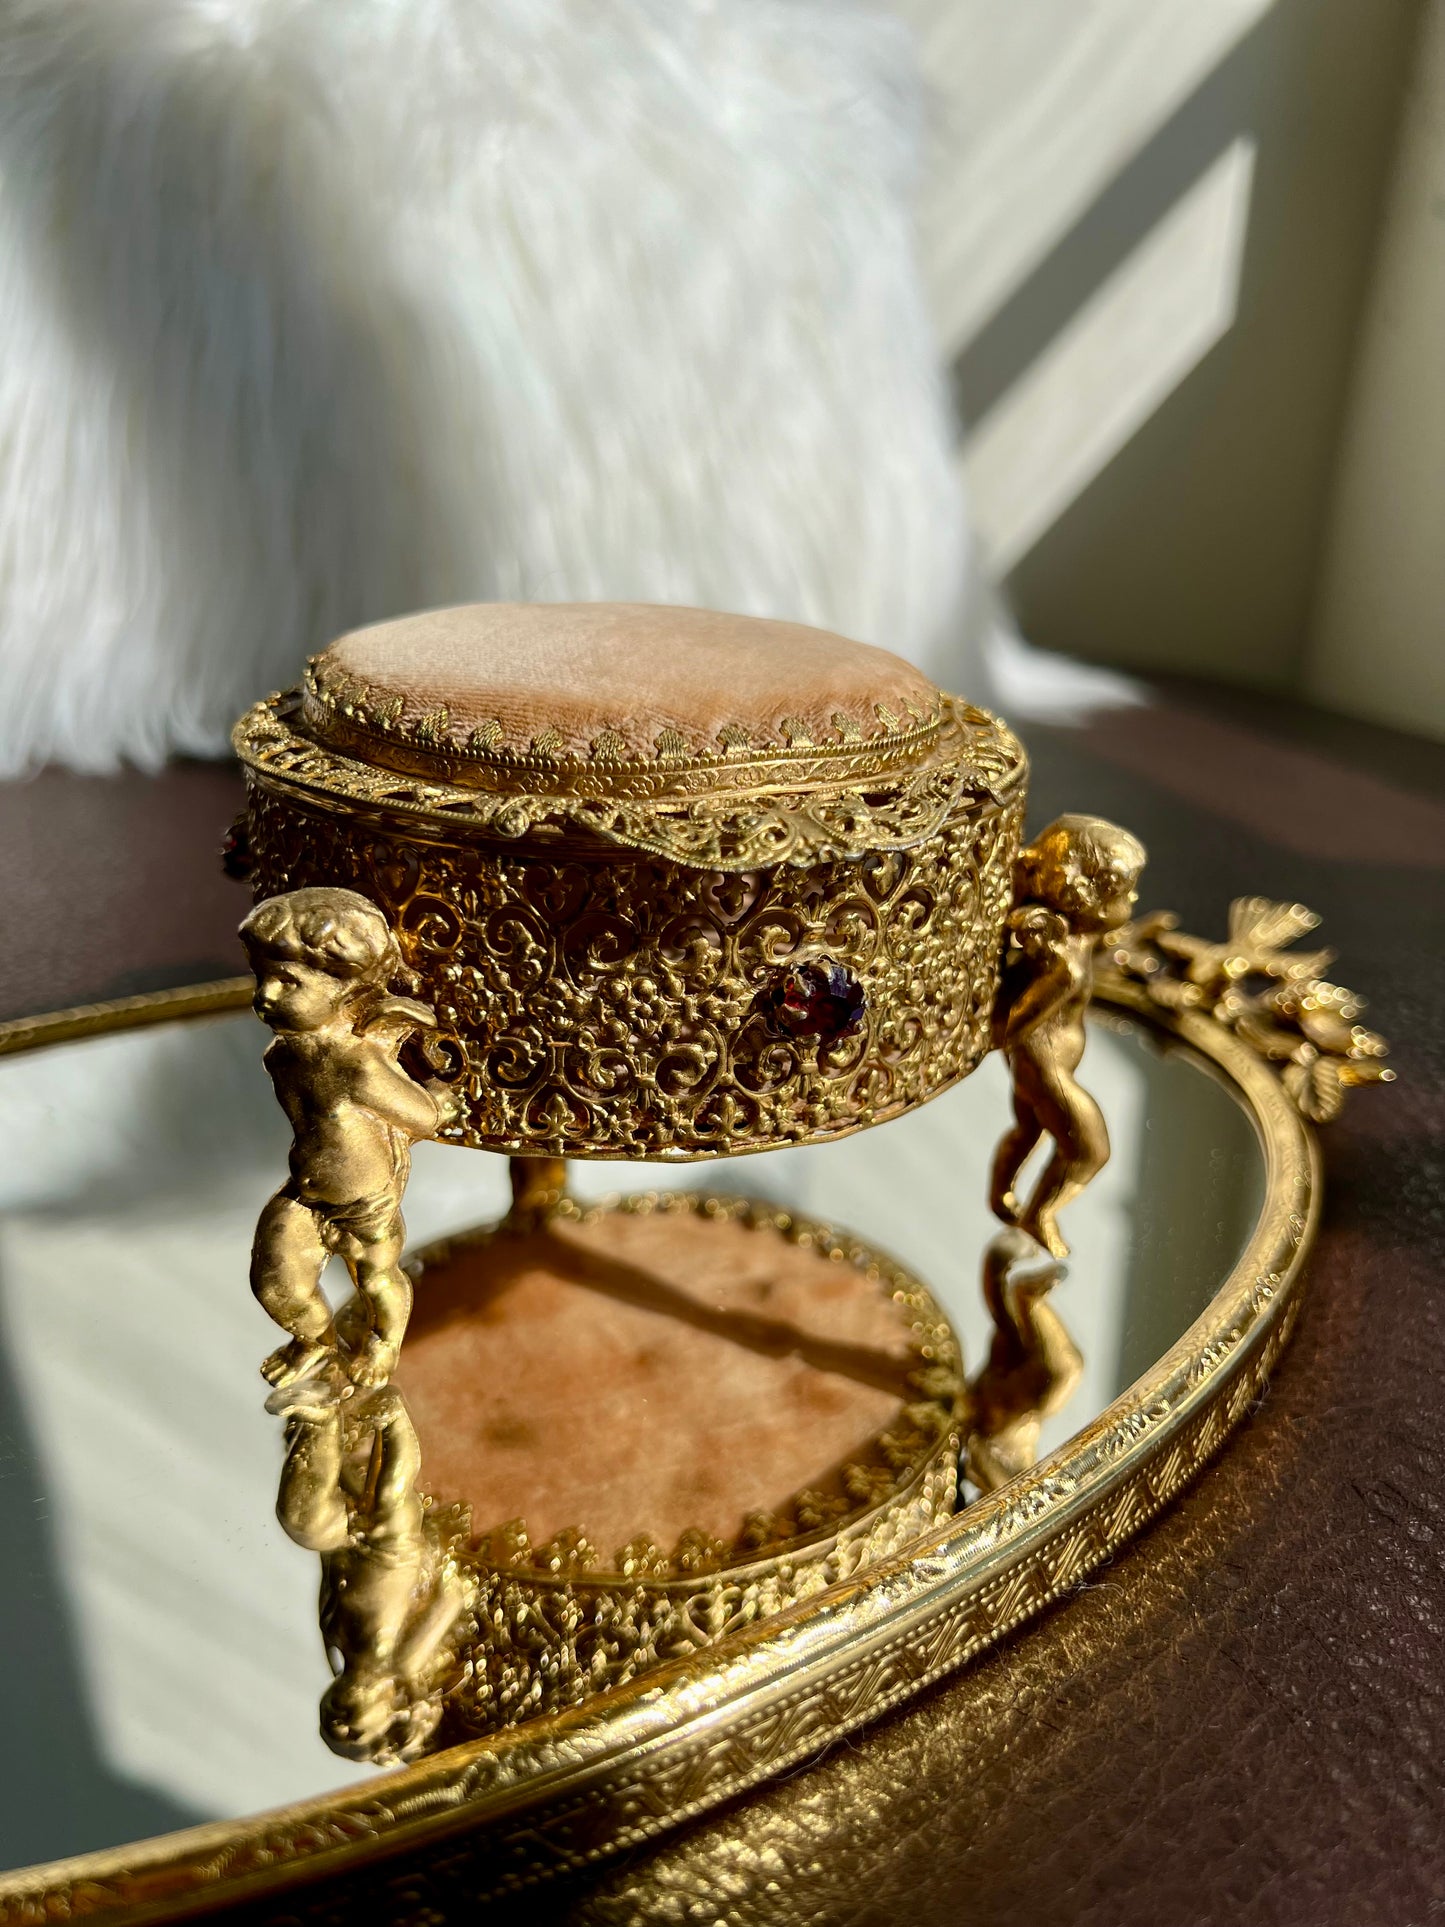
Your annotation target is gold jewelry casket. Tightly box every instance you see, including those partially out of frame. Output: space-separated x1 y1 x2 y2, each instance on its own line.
233 602 1028 1159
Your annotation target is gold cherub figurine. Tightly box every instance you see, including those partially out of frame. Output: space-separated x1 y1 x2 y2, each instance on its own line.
270 1362 468 1763
989 814 1146 1258
241 886 462 1392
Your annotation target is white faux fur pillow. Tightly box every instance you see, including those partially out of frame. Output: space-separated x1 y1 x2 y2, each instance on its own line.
0 0 1008 772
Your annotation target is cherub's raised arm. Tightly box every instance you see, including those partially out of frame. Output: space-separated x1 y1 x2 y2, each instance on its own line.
352 1051 448 1138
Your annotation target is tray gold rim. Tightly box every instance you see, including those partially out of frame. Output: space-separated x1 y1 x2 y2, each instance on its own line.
0 975 1320 1926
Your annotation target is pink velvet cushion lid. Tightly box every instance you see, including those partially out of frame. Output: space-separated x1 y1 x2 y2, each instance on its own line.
310 601 944 767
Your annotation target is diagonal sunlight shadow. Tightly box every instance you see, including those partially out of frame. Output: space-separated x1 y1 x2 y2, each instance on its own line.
910 0 1277 356
964 137 1255 574
950 12 1275 427
406 1222 920 1402
939 6 1278 575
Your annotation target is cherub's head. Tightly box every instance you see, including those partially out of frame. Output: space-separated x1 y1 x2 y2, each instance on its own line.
240 887 407 1033
320 1667 440 1763
1014 815 1146 935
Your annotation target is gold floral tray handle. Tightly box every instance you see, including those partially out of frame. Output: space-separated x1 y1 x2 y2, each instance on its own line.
1103 895 1394 1123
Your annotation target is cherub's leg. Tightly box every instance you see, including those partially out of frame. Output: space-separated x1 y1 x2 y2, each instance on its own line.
251 1192 338 1388
275 1400 349 1552
366 1390 464 1723
340 1221 413 1389
1018 1075 1109 1260
366 1388 423 1519
989 1080 1044 1226
966 1414 1044 1495
320 1667 411 1763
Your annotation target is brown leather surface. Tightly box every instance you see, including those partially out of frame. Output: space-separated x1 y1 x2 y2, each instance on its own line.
322 602 940 760
4 688 1441 1924
396 1211 920 1557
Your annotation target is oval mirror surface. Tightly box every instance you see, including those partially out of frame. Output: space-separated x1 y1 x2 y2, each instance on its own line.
0 1007 1261 1871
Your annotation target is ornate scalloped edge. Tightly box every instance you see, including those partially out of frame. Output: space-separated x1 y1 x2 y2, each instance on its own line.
302 651 950 785
232 694 1026 873
0 970 1330 1927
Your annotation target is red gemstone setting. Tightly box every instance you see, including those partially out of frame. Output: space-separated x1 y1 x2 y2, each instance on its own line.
759 958 866 1046
220 815 255 881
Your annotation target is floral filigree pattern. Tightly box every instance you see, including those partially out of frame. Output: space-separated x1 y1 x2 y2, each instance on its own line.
244 776 1023 1158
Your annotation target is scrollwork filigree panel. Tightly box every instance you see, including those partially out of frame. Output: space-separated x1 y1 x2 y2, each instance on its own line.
244 784 1023 1157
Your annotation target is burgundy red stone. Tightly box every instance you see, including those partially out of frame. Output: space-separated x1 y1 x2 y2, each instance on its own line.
759 957 867 1046
220 815 255 881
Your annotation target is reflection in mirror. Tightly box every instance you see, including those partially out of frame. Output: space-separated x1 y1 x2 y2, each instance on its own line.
965 1230 1081 1494
0 1008 1261 1870
388 1193 963 1743
266 1363 470 1767
251 1186 967 1764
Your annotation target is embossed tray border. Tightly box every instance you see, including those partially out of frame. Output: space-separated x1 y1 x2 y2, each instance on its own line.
0 975 1319 1925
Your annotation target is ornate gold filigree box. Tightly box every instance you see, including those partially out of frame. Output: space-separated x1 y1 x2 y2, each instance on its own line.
233 601 1028 1159
228 599 1156 1767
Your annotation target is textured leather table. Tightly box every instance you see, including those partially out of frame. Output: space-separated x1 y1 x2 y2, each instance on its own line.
3 685 1441 1926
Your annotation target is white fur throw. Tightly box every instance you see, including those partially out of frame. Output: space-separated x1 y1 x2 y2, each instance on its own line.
0 0 1124 774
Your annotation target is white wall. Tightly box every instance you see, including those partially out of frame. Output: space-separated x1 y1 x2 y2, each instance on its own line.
1306 0 1445 741
897 0 1432 729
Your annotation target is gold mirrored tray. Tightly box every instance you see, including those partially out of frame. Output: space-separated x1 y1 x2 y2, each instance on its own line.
0 942 1363 1923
